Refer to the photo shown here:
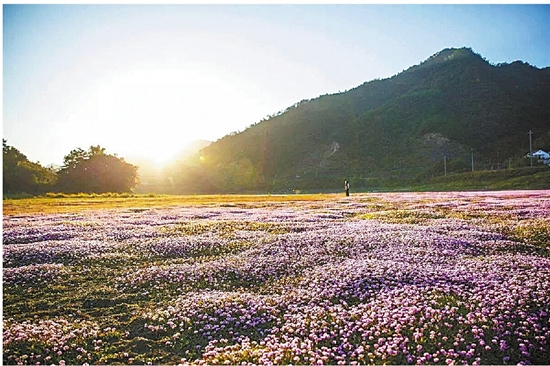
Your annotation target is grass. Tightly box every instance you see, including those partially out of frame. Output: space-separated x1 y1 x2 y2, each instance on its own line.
426 167 550 191
2 193 336 216
501 220 550 249
159 221 291 237
355 210 447 224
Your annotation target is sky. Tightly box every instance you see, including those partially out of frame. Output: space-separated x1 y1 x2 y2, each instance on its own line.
3 3 550 167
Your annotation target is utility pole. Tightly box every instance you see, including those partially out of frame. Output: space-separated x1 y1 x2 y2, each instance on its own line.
443 155 447 176
470 148 475 172
497 150 500 170
528 130 533 167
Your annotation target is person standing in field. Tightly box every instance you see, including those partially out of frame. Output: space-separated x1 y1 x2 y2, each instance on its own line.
345 179 350 196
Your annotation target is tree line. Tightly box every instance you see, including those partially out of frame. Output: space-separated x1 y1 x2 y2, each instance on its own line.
3 140 138 195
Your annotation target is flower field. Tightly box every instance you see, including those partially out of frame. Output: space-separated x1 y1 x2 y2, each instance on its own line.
3 190 550 365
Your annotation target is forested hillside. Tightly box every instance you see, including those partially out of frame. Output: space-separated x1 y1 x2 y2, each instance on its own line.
171 47 550 193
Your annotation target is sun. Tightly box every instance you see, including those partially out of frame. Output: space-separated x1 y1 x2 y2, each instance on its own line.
96 66 211 164
96 64 270 168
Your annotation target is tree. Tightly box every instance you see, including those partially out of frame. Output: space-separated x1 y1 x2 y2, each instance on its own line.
61 148 88 171
57 146 138 193
3 139 57 194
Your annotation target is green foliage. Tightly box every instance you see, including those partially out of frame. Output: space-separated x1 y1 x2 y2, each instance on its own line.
56 146 138 194
3 139 57 195
356 209 446 224
3 142 139 195
507 221 550 249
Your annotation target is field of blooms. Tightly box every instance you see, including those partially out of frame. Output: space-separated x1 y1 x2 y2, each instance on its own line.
3 190 550 365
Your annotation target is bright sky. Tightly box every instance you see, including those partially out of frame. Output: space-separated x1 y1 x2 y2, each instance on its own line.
3 3 550 167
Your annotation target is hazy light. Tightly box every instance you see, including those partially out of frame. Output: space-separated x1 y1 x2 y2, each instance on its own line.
3 4 550 166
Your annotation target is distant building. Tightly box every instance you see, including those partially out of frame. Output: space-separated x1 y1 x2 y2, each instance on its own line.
526 150 550 166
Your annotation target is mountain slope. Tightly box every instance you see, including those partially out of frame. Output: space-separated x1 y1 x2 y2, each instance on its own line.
175 47 550 193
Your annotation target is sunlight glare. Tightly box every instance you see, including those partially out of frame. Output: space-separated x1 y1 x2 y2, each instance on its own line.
97 64 259 165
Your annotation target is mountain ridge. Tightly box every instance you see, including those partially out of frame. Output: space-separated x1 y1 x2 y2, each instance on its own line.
170 47 550 193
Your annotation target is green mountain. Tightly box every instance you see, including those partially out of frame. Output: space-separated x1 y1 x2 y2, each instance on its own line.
173 47 550 193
